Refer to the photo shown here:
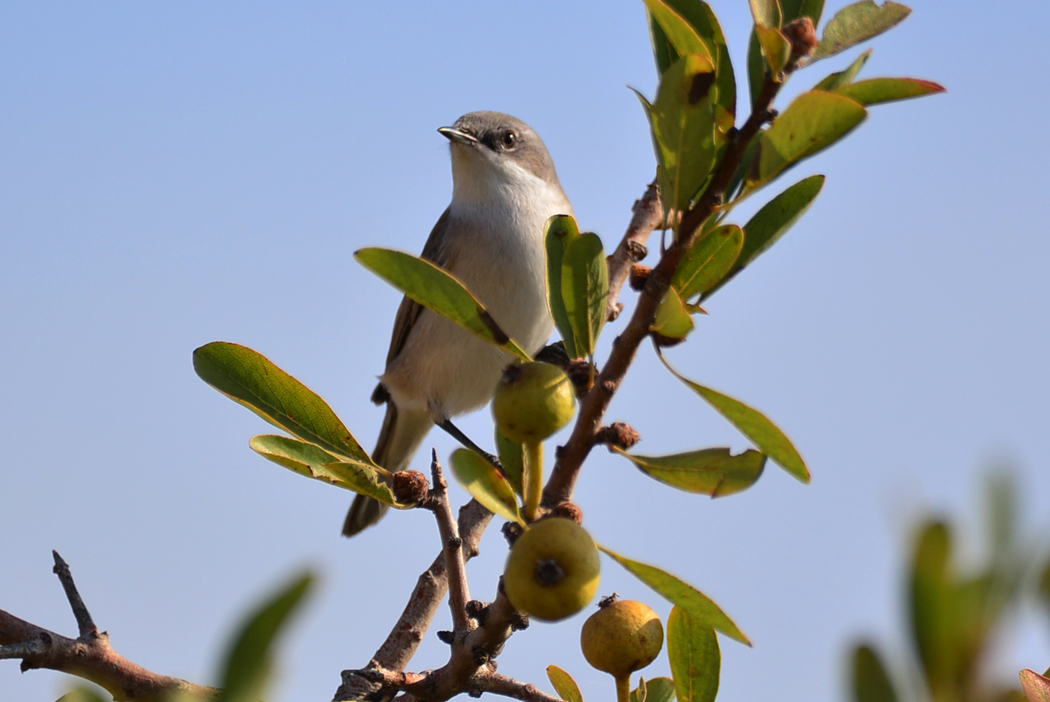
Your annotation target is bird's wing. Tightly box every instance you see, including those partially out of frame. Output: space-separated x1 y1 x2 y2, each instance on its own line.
381 206 455 370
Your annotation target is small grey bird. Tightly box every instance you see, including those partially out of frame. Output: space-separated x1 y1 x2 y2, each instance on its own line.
343 111 574 537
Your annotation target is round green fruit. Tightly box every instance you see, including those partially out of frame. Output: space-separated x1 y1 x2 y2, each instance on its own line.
503 518 600 621
492 362 576 444
580 598 664 678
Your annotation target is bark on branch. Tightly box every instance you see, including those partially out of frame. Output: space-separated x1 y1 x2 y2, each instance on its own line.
0 552 216 702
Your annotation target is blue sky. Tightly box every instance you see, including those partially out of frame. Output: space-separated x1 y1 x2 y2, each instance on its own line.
2 2 1049 701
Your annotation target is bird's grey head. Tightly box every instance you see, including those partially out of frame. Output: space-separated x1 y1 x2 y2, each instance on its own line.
438 111 564 192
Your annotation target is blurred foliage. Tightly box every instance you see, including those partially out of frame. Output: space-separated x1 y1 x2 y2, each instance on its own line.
849 473 1050 702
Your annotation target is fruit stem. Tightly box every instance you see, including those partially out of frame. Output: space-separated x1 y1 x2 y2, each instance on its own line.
523 441 543 522
615 674 631 702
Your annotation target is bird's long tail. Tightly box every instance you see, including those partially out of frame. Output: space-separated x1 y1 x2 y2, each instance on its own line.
342 402 433 537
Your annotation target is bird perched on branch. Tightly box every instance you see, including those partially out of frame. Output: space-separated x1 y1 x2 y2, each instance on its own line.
343 111 574 536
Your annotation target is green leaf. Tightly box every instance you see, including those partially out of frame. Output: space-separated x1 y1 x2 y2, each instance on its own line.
814 49 872 90
750 0 782 28
746 30 765 113
740 175 824 271
652 53 721 216
648 11 677 78
1021 670 1050 702
835 77 945 106
673 224 744 301
705 175 824 299
356 247 532 361
652 288 695 342
659 353 809 482
909 521 959 696
781 0 824 24
561 233 609 358
249 435 402 506
648 0 736 123
495 430 524 496
618 447 765 497
547 665 585 702
814 1 911 60
545 215 582 359
217 571 314 702
598 545 749 645
450 449 523 525
748 91 867 190
852 643 899 702
634 678 649 702
632 677 676 702
643 0 714 64
668 607 720 702
755 25 791 76
194 342 372 464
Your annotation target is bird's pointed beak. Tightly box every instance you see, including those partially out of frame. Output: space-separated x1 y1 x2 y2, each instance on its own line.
438 126 477 146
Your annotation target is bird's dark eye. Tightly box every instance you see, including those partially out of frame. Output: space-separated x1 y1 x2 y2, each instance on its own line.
500 131 517 149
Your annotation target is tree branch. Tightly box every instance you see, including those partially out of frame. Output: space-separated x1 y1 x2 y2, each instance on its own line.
335 498 494 701
422 450 472 634
0 553 216 702
604 181 664 323
475 672 565 702
52 551 98 638
543 69 788 508
337 559 530 702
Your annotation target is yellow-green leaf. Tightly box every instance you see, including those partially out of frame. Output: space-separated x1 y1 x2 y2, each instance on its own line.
645 0 736 122
618 447 765 497
652 288 695 342
746 29 764 114
705 175 824 300
194 342 372 464
748 90 867 190
834 77 945 106
598 545 749 645
659 353 809 482
652 54 721 216
643 0 714 63
668 607 720 702
632 677 676 702
814 48 872 91
755 25 791 76
740 175 825 271
250 435 402 506
561 233 609 358
450 449 523 525
672 224 744 301
813 0 911 60
495 430 524 496
545 215 582 360
547 665 585 702
749 0 782 28
356 247 531 361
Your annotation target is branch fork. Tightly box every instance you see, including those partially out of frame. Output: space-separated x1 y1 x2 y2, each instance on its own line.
0 552 216 702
